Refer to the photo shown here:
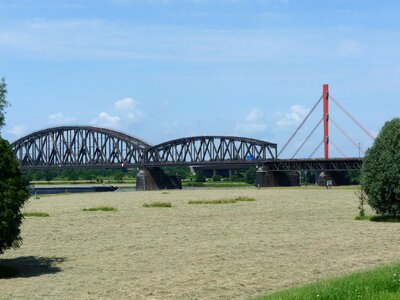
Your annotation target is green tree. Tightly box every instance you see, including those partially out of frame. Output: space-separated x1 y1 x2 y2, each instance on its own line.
0 78 30 254
67 170 79 181
212 175 222 182
0 139 30 254
0 78 8 128
362 118 400 216
113 171 124 182
195 170 206 183
245 167 256 184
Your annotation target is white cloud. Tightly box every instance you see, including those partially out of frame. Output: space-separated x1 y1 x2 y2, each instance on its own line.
235 122 267 133
91 97 146 128
7 124 26 138
2 17 394 63
245 108 264 122
276 104 309 128
92 112 120 127
114 97 136 110
114 97 146 124
235 108 267 134
127 110 145 124
48 112 76 124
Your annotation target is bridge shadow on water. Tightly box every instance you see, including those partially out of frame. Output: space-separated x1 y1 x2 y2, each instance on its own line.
0 256 65 279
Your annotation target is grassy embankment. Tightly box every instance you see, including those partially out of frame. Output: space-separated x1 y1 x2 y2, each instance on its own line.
257 262 400 300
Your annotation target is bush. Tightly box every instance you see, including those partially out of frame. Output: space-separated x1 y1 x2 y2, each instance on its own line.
362 118 400 216
113 171 124 182
245 167 256 184
195 171 206 183
212 175 222 182
0 138 30 254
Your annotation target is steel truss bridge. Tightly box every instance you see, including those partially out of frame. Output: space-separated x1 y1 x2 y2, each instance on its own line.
11 125 362 171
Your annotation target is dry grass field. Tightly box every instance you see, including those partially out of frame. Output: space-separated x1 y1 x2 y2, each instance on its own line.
1 187 400 299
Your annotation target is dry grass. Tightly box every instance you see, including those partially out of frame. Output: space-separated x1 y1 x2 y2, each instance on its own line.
1 187 399 299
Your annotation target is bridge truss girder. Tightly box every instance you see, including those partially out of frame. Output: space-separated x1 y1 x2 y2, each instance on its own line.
11 129 278 170
261 158 363 171
144 136 277 166
11 126 149 169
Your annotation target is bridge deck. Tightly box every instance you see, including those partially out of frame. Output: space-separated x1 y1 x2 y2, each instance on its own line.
18 158 362 171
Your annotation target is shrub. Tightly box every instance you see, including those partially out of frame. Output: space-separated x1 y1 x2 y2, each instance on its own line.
212 175 222 182
355 186 367 217
113 172 124 183
362 118 400 216
184 181 205 187
195 171 206 183
245 167 257 184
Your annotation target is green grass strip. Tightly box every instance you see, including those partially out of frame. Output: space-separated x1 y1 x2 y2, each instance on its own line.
143 202 172 208
257 262 400 300
354 215 373 221
23 211 49 217
234 196 256 202
354 215 400 222
82 206 117 212
188 196 255 205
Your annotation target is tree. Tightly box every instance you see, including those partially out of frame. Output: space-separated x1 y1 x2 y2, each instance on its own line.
245 167 257 184
0 78 30 254
113 171 124 183
0 140 30 254
212 175 222 182
0 78 8 128
195 170 206 183
361 118 400 216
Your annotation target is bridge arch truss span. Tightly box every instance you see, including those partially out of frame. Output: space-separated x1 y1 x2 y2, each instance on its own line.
145 136 277 166
11 126 150 169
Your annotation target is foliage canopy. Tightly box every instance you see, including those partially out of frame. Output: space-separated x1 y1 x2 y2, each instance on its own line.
0 138 30 254
0 78 30 254
0 78 8 129
362 118 400 216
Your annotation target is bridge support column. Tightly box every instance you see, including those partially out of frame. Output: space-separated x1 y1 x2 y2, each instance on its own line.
256 167 300 187
318 171 339 186
136 167 182 191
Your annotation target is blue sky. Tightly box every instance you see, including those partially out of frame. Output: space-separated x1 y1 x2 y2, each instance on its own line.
0 0 399 158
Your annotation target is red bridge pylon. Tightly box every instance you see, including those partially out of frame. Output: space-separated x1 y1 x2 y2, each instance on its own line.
279 84 375 159
323 84 329 160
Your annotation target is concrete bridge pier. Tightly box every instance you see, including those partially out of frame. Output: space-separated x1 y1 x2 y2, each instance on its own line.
256 166 300 187
318 171 339 187
136 167 182 191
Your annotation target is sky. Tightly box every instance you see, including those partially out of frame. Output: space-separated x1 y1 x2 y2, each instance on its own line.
0 0 399 158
